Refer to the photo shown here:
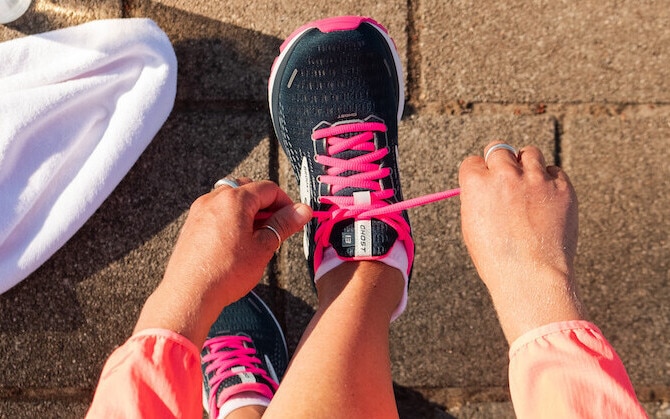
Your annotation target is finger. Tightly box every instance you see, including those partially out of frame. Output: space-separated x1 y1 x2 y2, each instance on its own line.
484 141 520 169
238 180 295 215
518 146 548 174
253 203 312 252
546 165 562 179
459 154 486 173
211 177 254 194
258 224 283 252
458 155 487 188
236 177 253 186
547 165 574 188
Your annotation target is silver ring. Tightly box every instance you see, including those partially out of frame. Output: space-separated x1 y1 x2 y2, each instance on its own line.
262 225 282 252
213 178 239 189
484 143 518 165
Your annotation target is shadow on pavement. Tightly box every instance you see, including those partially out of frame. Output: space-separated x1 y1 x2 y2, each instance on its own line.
395 384 455 419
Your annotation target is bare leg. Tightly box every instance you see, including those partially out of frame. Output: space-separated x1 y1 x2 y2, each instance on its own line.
226 405 266 419
264 262 404 419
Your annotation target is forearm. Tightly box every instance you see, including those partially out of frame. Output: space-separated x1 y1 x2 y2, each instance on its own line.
486 269 586 344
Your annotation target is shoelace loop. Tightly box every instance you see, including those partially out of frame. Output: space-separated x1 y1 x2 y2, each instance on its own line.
202 335 278 415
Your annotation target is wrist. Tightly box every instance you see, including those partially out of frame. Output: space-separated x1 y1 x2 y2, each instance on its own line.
133 280 226 348
487 271 586 344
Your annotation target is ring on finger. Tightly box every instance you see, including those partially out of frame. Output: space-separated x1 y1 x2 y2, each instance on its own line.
262 225 282 252
213 177 240 189
484 143 518 165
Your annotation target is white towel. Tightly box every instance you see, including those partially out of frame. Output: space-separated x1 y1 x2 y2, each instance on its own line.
0 19 177 294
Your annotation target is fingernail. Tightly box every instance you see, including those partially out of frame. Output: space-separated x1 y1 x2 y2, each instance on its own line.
293 203 313 223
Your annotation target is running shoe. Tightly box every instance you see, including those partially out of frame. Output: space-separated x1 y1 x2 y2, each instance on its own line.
269 16 459 282
201 291 288 418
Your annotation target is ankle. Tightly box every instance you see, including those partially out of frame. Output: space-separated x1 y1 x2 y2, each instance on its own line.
224 404 267 419
315 241 410 320
316 261 404 319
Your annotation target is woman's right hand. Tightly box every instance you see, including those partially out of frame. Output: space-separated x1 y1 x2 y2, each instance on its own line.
459 142 585 343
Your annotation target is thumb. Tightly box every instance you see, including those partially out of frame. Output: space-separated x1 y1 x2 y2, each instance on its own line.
254 203 312 252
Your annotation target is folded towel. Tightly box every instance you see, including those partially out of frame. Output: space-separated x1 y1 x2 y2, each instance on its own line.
0 18 177 294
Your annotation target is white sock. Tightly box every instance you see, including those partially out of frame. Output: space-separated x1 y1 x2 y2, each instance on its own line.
314 241 410 322
216 391 271 419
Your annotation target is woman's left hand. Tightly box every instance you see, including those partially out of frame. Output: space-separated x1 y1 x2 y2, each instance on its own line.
133 179 312 347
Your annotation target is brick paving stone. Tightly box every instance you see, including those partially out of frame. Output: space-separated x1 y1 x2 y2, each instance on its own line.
420 0 670 103
562 112 670 387
127 0 407 102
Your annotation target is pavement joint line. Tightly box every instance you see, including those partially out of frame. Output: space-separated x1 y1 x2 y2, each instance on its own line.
173 100 268 112
635 386 670 403
405 0 422 106
401 385 670 409
121 0 130 19
265 120 285 328
418 102 670 118
172 100 670 118
267 116 280 185
553 116 563 167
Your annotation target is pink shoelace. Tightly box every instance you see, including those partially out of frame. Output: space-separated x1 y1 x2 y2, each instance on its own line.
202 335 277 416
310 121 461 267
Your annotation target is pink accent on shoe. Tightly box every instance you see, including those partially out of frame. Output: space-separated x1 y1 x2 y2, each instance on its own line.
311 16 384 33
278 16 388 53
269 15 404 123
202 335 277 418
309 121 460 277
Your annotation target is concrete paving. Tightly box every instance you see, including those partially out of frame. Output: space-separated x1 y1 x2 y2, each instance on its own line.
1 0 669 417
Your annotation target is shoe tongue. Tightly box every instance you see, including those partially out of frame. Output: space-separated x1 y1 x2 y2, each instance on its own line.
330 217 398 258
323 122 398 257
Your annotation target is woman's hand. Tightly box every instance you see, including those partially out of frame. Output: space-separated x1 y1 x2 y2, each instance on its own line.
134 179 312 347
459 142 585 344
